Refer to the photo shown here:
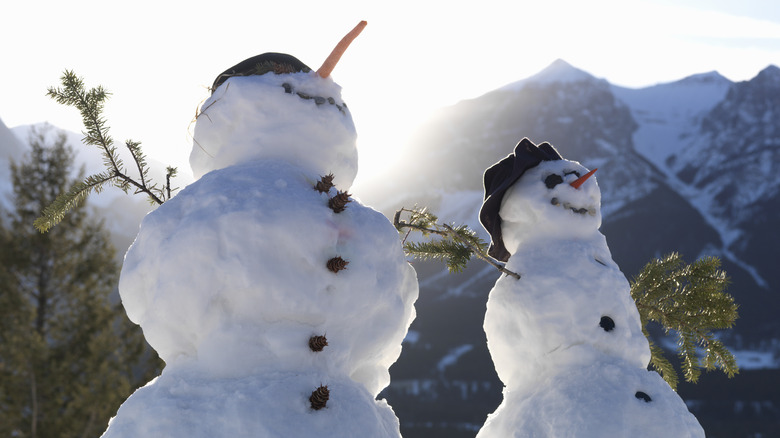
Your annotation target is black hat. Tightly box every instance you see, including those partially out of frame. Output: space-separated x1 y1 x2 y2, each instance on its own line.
211 53 312 93
479 138 563 262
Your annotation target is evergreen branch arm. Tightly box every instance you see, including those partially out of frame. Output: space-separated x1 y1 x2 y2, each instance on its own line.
34 172 115 232
126 140 148 189
394 207 520 279
647 336 679 390
631 252 739 388
47 71 117 169
165 167 178 200
113 170 164 205
37 70 178 231
441 224 520 279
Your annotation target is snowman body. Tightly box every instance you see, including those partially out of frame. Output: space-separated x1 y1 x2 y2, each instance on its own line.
477 149 704 437
102 68 417 437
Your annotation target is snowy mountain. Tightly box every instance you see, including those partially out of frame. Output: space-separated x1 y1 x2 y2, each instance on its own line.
370 60 780 438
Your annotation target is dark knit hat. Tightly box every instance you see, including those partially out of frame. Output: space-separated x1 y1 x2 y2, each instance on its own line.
211 53 312 94
479 138 563 262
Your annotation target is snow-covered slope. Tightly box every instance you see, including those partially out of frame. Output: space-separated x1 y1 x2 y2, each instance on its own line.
613 67 780 288
611 71 731 167
499 58 607 91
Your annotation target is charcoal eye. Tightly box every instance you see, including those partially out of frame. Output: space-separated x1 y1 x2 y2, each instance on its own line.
544 174 564 189
564 170 581 178
635 391 652 402
600 316 615 332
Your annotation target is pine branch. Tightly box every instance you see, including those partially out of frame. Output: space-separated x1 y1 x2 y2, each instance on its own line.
404 240 473 273
36 70 178 232
394 207 520 279
165 167 178 200
631 252 739 388
33 172 115 232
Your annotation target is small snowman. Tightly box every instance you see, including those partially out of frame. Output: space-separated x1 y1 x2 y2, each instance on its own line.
476 138 704 437
101 22 418 438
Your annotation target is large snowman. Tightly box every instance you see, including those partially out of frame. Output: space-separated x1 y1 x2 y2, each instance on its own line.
101 22 418 437
476 138 704 437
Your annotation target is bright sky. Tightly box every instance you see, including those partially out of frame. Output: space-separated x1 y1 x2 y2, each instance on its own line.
2 0 779 192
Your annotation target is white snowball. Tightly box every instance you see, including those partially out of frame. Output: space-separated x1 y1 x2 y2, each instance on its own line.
102 364 403 438
119 160 417 395
484 234 650 386
477 359 705 438
499 160 602 253
189 72 358 189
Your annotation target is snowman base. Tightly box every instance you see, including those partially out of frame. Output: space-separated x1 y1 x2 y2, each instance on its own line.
102 365 402 437
477 359 705 438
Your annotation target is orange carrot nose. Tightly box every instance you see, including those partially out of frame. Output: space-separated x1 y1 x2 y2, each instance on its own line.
569 168 598 189
317 21 367 78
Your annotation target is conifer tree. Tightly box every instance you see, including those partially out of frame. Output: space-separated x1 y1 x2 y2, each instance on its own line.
0 126 161 438
395 206 739 389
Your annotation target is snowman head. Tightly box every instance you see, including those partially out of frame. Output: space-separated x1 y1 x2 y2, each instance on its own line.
480 139 602 260
500 159 601 252
189 23 367 189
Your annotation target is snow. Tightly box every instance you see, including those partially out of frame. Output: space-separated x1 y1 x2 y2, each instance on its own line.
437 345 474 373
500 59 602 92
611 72 730 169
480 360 705 437
103 66 418 437
104 368 402 437
403 330 421 346
190 72 357 189
729 349 778 371
613 73 771 289
478 157 704 437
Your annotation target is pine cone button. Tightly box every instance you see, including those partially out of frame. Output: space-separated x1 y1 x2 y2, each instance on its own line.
327 256 349 273
328 190 351 213
315 174 335 193
309 385 330 410
309 335 328 352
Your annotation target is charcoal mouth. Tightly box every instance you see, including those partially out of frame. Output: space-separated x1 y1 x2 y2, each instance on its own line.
550 197 596 216
282 83 347 114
